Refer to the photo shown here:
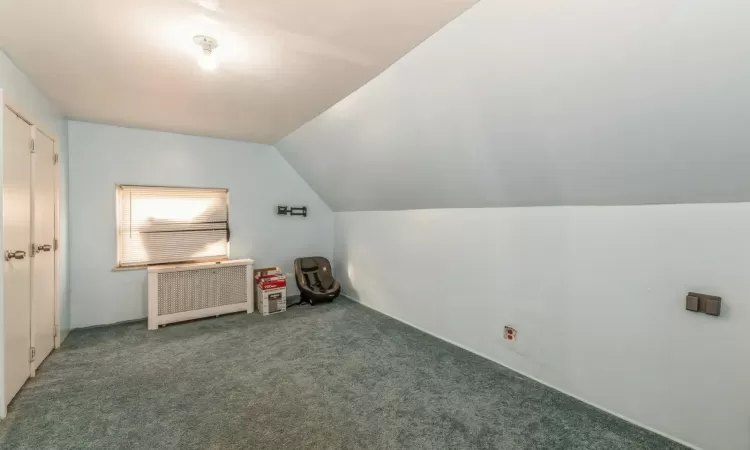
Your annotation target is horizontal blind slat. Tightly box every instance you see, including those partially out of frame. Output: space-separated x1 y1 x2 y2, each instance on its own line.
118 186 229 266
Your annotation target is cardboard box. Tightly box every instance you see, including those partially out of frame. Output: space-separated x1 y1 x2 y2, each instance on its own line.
254 267 287 316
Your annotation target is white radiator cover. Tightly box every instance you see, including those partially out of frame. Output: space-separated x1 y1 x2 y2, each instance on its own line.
147 259 254 330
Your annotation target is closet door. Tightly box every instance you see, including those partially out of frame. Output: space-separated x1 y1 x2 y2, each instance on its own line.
3 106 32 405
31 130 56 371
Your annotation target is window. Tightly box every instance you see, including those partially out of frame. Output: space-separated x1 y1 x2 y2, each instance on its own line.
116 185 229 267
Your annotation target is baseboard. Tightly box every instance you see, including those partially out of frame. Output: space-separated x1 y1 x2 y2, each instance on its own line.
74 317 147 330
341 293 702 450
71 295 304 332
60 328 71 345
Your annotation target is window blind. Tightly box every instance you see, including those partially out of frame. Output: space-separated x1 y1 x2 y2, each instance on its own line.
117 186 229 267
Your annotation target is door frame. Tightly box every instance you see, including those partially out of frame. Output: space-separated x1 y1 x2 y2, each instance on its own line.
2 97 63 380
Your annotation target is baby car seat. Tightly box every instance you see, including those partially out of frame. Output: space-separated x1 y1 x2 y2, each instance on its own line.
294 257 341 304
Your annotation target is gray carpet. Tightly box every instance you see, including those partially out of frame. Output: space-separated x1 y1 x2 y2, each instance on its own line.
0 299 686 450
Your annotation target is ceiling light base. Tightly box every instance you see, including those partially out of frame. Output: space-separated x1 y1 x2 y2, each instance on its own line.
193 35 219 51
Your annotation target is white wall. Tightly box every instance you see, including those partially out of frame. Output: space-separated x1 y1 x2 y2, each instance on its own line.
277 3 750 445
277 0 750 211
68 121 332 328
0 50 71 414
334 204 750 450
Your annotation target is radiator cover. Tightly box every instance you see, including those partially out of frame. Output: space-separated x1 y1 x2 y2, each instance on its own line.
147 259 254 330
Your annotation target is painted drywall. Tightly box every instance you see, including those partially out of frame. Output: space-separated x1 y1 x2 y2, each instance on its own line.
277 0 750 211
276 2 750 446
0 50 71 415
334 204 750 450
68 121 332 328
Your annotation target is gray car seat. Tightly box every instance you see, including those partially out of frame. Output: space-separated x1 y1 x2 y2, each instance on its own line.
294 257 341 304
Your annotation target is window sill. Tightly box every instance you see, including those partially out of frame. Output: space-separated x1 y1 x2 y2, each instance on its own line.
112 265 147 272
113 258 231 272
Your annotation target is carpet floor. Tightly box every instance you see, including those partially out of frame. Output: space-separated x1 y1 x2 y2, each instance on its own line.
0 299 686 450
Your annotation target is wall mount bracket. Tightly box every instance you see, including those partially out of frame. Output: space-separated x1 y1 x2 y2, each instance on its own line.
277 206 307 217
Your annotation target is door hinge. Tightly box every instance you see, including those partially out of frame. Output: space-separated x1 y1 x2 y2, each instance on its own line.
53 326 58 338
53 153 59 164
30 138 36 153
29 347 36 362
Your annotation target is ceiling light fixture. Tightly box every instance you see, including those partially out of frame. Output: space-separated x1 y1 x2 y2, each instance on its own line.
194 35 219 71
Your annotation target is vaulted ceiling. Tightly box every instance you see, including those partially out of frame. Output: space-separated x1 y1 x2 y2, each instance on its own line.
0 0 476 143
4 0 749 212
277 0 750 211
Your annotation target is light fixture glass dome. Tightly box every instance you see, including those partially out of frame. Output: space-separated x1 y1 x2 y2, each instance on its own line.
194 35 219 71
198 49 218 71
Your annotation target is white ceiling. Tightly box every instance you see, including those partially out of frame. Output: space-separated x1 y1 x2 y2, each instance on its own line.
277 0 750 211
0 0 476 144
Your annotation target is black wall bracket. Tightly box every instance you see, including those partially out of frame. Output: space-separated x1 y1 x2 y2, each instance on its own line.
277 206 307 217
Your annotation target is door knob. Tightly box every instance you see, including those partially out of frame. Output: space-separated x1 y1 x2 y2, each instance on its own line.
5 250 27 261
34 244 52 253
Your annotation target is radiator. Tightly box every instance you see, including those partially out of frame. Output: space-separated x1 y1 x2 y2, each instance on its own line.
147 259 254 330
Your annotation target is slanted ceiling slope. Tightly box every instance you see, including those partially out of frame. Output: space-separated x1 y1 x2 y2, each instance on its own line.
0 0 476 144
276 0 750 212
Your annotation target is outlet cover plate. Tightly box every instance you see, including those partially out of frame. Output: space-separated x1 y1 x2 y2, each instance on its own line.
686 292 721 316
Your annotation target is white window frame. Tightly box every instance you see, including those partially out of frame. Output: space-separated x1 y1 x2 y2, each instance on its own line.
115 184 230 269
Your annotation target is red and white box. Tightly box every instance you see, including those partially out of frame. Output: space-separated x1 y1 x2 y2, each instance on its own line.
254 268 287 315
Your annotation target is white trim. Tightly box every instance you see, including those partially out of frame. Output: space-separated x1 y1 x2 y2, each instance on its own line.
341 292 703 450
28 124 37 378
146 258 253 274
0 90 5 420
52 130 61 350
114 183 122 269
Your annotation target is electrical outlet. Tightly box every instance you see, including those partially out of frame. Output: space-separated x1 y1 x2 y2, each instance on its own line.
504 326 517 342
686 292 722 316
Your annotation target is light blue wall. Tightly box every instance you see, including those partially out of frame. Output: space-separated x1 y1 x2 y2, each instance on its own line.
68 121 333 327
0 49 71 413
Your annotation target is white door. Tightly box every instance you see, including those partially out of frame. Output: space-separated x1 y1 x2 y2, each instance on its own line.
3 106 32 405
31 130 56 372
